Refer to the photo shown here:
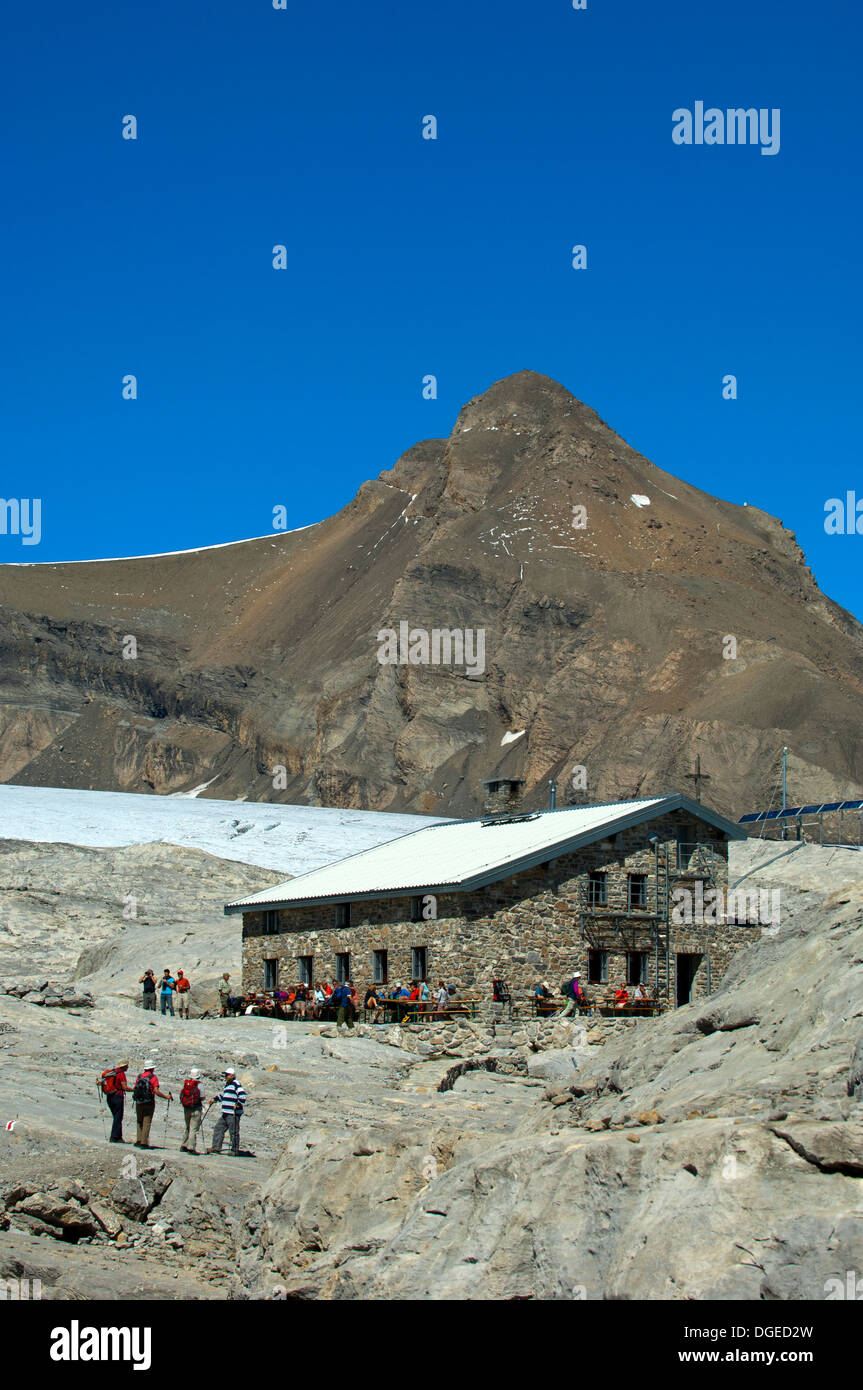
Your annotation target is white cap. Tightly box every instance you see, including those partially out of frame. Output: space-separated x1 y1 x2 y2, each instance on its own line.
189 1068 201 1081
224 1067 236 1076
143 1058 155 1069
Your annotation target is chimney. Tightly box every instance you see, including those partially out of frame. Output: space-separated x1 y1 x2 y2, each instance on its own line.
482 777 525 817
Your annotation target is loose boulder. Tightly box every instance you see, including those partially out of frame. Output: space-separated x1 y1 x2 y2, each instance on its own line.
696 1001 760 1034
110 1164 172 1221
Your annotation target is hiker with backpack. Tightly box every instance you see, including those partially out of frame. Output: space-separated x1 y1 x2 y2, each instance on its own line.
175 969 192 1020
557 972 584 1018
99 1060 130 1143
208 1068 246 1156
132 1059 174 1148
179 1068 205 1152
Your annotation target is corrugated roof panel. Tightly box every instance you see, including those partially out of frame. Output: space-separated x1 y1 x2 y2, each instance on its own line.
225 794 744 912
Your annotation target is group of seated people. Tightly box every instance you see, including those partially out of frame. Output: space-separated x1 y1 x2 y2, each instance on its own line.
235 979 459 1022
237 981 340 1020
362 979 459 1021
235 975 655 1023
533 979 653 1013
610 981 651 1008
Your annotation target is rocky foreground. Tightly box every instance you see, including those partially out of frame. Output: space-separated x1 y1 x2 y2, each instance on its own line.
0 838 861 1300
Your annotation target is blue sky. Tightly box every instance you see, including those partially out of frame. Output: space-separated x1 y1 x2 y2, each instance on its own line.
2 0 861 619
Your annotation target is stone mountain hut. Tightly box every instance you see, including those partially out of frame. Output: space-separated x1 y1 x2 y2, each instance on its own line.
225 795 749 1012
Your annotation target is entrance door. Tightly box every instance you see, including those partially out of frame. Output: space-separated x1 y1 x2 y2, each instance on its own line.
675 953 702 1007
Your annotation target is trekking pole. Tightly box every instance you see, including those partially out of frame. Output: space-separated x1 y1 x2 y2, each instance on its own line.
163 1096 172 1146
95 1084 108 1140
200 1099 216 1152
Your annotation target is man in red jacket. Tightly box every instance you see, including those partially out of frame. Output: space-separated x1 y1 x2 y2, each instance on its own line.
100 1060 130 1143
176 970 192 1020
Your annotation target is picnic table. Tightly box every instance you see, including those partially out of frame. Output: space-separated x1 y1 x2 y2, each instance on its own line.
529 996 661 1019
361 997 478 1024
413 1001 477 1022
534 997 596 1017
356 997 416 1023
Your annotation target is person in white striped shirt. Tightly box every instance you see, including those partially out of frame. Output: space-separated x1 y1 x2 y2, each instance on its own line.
208 1067 246 1156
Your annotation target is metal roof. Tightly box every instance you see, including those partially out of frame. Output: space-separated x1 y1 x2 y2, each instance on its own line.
224 793 745 914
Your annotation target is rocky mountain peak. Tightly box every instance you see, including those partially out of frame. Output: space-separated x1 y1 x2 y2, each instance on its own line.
1 369 862 819
438 370 610 513
453 369 592 432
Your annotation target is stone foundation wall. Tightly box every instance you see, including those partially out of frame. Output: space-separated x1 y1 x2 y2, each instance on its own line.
243 811 747 1009
344 1013 636 1060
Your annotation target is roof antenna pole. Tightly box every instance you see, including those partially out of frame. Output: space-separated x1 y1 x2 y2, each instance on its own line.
782 746 787 811
548 779 557 811
781 746 788 840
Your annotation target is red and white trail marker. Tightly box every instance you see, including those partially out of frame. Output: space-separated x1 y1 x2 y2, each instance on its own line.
5 1121 15 1132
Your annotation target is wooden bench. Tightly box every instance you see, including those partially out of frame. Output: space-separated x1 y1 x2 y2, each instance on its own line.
361 999 478 1024
595 1002 661 1018
533 998 558 1017
413 1002 476 1022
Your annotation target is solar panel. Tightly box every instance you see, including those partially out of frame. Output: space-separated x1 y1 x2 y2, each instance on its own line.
739 800 863 825
481 811 541 827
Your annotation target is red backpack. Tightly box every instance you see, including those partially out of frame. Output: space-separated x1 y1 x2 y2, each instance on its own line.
100 1067 124 1095
180 1078 202 1108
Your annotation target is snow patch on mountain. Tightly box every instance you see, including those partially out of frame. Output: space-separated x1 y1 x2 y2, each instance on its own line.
0 786 447 874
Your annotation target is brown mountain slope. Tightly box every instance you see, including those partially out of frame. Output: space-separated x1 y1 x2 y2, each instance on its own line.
1 370 862 818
